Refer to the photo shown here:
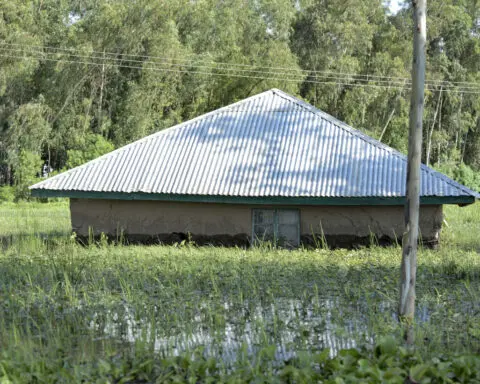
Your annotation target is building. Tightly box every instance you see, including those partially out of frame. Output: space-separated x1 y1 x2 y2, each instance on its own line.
30 89 479 248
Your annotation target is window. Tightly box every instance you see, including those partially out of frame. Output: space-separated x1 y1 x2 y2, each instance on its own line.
252 209 300 248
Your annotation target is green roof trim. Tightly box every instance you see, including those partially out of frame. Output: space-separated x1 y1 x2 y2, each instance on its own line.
31 189 475 206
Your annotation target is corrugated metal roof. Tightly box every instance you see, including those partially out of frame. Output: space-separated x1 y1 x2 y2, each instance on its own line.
30 89 479 200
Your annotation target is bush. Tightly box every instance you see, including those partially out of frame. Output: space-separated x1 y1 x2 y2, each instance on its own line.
0 186 15 203
452 163 480 193
13 150 43 201
66 133 114 169
436 162 480 193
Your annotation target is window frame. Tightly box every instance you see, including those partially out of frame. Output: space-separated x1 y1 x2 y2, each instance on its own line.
251 208 300 247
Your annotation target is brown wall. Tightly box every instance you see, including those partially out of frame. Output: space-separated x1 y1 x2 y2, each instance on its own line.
70 199 251 237
70 199 443 245
301 205 442 240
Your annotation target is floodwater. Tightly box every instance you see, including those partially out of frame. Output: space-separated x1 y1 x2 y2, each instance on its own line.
89 296 453 362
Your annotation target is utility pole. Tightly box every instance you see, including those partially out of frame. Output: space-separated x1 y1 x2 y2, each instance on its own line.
399 0 427 346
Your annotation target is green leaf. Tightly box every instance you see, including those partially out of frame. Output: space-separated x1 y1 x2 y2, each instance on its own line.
409 364 431 382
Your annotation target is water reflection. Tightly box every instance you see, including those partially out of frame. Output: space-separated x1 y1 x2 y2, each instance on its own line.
88 298 420 361
88 292 480 364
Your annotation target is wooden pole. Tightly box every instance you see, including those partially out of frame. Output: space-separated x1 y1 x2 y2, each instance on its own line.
399 0 427 346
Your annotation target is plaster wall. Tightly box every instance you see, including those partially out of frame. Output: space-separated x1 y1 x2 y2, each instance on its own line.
301 205 443 240
70 199 251 237
69 199 443 246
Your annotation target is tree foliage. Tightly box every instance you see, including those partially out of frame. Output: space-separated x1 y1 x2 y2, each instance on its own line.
13 150 43 200
0 0 479 198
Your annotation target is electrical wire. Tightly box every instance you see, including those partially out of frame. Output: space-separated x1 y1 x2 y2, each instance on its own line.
2 42 480 89
8 45 478 90
6 42 477 87
4 42 478 88
0 45 422 88
1 50 480 94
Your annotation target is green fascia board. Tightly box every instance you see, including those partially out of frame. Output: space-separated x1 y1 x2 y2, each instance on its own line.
30 189 476 206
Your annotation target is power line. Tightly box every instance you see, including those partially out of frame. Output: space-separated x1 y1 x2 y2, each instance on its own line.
4 42 479 88
2 42 480 89
0 45 421 88
3 50 480 94
0 51 395 89
0 47 455 92
6 41 477 86
5 45 473 90
1 51 480 95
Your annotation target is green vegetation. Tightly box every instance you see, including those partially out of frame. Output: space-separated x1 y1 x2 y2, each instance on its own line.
0 202 479 382
1 0 480 197
0 201 70 236
443 203 480 252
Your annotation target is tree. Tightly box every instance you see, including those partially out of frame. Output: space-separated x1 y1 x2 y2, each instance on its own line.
6 99 52 173
66 133 114 169
0 0 478 198
13 150 43 200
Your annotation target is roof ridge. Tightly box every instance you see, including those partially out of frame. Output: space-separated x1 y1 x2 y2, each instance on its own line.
271 89 479 199
30 90 276 190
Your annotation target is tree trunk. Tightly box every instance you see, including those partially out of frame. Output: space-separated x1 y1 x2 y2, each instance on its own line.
426 87 442 167
379 81 407 142
379 108 395 142
457 94 464 152
461 130 468 164
98 50 106 133
399 0 427 346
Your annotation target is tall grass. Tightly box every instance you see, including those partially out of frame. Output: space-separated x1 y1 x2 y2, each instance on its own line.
0 202 479 381
443 203 480 252
0 201 70 236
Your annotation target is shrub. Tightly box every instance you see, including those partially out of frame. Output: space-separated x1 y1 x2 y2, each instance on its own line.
0 186 15 203
436 162 480 193
13 150 43 201
66 134 114 169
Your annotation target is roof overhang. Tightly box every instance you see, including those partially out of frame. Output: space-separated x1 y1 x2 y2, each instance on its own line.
30 189 476 206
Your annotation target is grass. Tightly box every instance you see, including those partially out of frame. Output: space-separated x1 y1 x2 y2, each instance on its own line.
0 202 479 382
443 204 480 252
0 201 71 237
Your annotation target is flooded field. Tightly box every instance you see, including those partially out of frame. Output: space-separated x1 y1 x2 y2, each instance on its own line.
92 290 479 363
1 203 480 381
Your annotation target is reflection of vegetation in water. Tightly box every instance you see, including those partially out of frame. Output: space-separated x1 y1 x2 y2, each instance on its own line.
0 202 479 381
